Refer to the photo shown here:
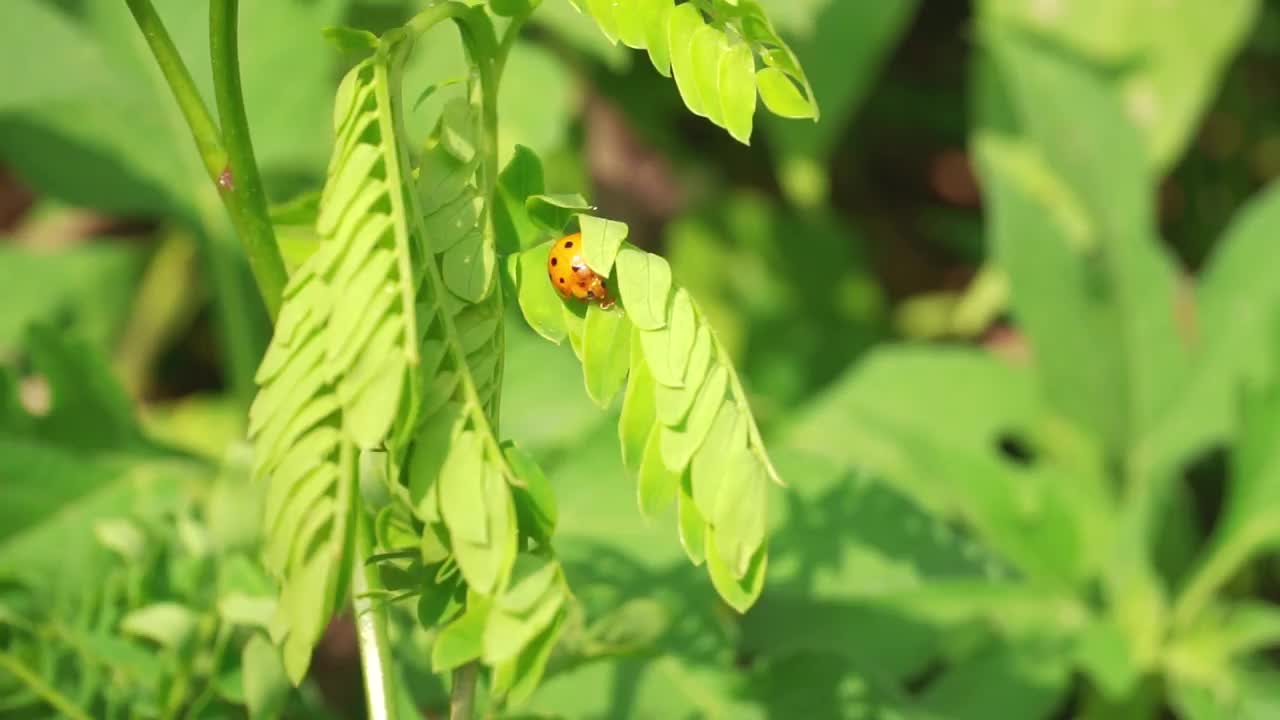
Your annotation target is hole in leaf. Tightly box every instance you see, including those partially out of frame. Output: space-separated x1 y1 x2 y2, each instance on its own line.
1182 445 1227 540
995 432 1035 466
902 658 945 695
1048 675 1086 720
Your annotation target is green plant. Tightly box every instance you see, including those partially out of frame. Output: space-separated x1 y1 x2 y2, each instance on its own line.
8 1 1280 718
58 0 815 716
779 2 1280 717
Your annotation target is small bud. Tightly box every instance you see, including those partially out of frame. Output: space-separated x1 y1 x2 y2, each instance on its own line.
218 166 235 192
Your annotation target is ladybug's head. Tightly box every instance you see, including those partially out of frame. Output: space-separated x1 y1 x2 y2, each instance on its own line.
585 276 613 308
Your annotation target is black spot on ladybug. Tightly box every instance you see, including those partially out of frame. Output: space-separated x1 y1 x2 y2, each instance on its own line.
559 278 565 284
564 240 573 248
551 257 558 266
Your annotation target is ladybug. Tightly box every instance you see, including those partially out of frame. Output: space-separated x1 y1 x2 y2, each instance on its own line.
548 232 614 308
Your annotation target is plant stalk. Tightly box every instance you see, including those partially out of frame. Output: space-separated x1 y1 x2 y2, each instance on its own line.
0 653 94 720
450 663 479 720
123 0 226 179
124 0 287 321
209 0 288 319
354 501 399 720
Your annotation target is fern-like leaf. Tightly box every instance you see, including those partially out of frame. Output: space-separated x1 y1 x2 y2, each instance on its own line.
568 0 819 142
502 151 778 612
250 268 357 684
253 14 567 691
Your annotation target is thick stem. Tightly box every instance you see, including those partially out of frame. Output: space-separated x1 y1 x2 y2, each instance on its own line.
124 0 287 321
209 0 288 319
450 663 479 720
123 0 226 179
353 483 399 720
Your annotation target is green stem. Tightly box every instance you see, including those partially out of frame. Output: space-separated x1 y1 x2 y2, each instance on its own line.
209 0 288 320
0 653 94 720
494 8 533 80
1174 534 1253 629
124 0 287 321
353 472 399 720
450 663 479 720
123 0 226 180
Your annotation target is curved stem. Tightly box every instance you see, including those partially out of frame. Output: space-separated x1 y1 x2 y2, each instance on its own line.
450 663 479 720
494 8 533 81
0 653 93 720
210 0 288 319
353 495 399 720
123 0 226 179
125 0 287 322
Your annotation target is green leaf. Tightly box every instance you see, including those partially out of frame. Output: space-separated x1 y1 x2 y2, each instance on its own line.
660 368 729 473
483 577 566 664
985 33 1192 497
1075 617 1140 699
1143 181 1280 472
501 613 565 706
323 25 378 51
757 66 814 119
980 0 1256 171
242 633 290 720
638 427 681 518
586 0 622 43
582 305 632 408
640 0 674 76
577 214 629 277
974 134 1126 449
787 347 1100 585
495 145 547 253
611 0 648 48
16 325 144 452
614 245 673 331
619 330 658 477
490 0 542 18
690 401 747 519
712 451 768 578
408 403 467 515
691 24 729 127
512 242 570 344
119 602 197 650
417 570 463 627
433 595 492 672
94 518 146 561
452 464 518 594
218 594 277 630
527 193 592 234
1177 371 1280 623
443 229 497 303
653 326 713 426
505 442 558 542
915 644 1070 720
639 288 697 387
497 555 561 615
705 529 766 613
668 3 708 118
438 431 489 546
718 39 757 143
677 478 707 566
0 244 142 353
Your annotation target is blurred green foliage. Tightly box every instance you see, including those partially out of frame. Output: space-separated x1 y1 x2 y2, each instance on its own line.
4 0 1280 718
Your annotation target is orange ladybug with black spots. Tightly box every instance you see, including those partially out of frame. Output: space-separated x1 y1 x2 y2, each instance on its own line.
547 232 614 308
